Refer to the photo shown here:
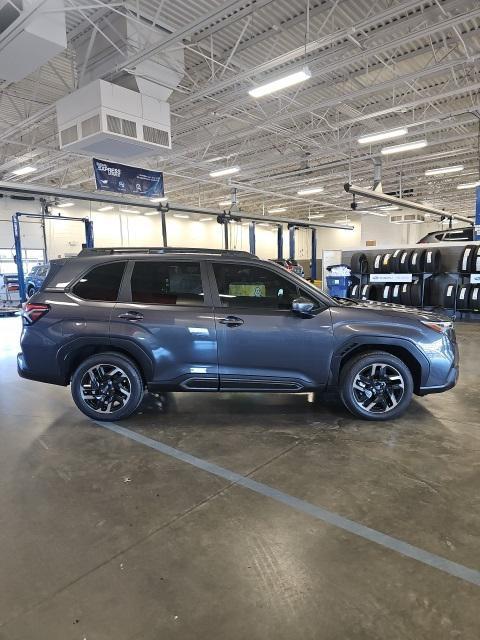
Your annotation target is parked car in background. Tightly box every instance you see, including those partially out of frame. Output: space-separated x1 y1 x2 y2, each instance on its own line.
270 258 305 278
18 247 458 423
25 264 49 298
418 227 474 243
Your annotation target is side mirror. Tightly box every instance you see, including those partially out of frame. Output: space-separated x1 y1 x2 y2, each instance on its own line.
291 297 316 317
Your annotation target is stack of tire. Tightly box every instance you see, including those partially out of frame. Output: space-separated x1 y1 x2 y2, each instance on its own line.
443 245 480 312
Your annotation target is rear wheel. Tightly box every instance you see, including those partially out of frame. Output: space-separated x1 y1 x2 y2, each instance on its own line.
340 351 413 421
71 352 144 421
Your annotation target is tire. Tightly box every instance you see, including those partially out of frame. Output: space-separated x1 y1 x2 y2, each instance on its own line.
456 284 471 311
350 252 368 274
390 249 403 273
443 283 456 309
410 280 423 307
469 285 480 311
348 283 360 299
400 283 412 306
359 284 370 300
399 250 413 273
472 246 480 274
340 351 414 421
409 249 426 273
372 254 384 273
459 245 476 274
71 352 145 421
424 248 441 274
380 284 392 303
391 283 402 304
381 252 393 273
368 284 381 301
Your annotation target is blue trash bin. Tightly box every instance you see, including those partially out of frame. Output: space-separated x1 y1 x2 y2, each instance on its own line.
326 275 351 298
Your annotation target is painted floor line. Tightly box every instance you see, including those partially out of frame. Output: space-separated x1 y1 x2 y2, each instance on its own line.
95 420 480 588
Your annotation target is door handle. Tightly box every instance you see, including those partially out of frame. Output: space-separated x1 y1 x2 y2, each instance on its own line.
117 311 144 321
218 315 244 327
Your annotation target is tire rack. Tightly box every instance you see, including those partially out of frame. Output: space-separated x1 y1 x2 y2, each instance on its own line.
349 270 434 309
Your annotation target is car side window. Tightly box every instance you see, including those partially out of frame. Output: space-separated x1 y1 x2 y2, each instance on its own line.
130 261 205 306
72 261 126 301
212 262 311 309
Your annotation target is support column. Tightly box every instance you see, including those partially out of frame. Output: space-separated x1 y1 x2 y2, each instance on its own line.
311 228 317 280
224 220 229 249
289 225 296 260
248 221 256 254
84 219 94 248
277 225 283 260
475 185 480 241
13 214 27 303
161 211 168 247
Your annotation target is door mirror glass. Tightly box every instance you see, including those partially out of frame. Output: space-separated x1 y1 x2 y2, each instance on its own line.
292 297 316 317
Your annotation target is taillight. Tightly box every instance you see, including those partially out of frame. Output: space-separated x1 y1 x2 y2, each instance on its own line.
22 302 50 324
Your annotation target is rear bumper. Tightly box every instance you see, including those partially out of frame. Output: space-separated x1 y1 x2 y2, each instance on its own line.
17 352 67 386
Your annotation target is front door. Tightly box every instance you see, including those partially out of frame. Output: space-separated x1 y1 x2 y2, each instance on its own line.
111 259 218 390
209 261 333 391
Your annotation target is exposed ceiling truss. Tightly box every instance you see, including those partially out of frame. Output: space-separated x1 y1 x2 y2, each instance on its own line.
1 0 480 223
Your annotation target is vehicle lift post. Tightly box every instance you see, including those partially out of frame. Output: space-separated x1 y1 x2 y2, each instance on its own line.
12 212 94 303
288 225 296 260
311 228 317 280
277 225 283 260
249 221 256 254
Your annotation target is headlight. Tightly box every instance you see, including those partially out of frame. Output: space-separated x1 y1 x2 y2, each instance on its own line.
421 320 453 334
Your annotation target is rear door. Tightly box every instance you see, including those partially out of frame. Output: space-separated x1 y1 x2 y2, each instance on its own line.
111 259 218 390
208 261 333 391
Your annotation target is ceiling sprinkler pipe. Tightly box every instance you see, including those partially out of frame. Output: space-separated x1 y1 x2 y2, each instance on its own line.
344 183 473 225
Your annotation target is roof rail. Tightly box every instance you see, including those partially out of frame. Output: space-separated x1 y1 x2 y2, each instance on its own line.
77 247 257 258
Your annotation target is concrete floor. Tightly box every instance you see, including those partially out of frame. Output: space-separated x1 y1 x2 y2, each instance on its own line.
0 316 479 640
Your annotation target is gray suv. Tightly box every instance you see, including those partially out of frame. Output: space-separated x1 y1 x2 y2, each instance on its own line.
18 247 459 422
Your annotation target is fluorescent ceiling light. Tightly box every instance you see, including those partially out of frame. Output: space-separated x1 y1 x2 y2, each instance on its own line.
218 200 232 206
297 187 324 195
381 139 427 155
361 210 388 217
199 217 213 222
378 205 400 211
425 165 464 176
309 213 325 218
12 165 37 176
205 155 233 163
150 196 167 203
173 213 190 219
249 68 311 98
257 222 270 227
119 208 140 214
97 205 113 212
358 127 408 145
268 207 287 213
456 181 480 190
335 219 350 224
57 202 74 208
209 166 239 177
144 211 160 216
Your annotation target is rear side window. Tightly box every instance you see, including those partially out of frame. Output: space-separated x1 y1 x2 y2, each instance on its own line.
72 261 126 301
130 261 204 306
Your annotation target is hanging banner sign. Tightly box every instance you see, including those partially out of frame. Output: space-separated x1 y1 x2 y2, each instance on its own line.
93 158 164 197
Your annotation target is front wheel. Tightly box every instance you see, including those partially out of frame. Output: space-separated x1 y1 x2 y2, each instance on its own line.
340 351 413 421
71 352 144 421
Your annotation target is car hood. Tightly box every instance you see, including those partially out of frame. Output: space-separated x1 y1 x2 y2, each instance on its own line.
333 297 451 322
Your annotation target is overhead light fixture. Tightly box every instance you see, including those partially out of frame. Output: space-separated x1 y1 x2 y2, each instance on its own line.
456 181 480 190
205 155 233 163
248 68 311 98
358 127 408 145
361 210 388 217
173 213 190 219
378 205 400 211
257 222 270 227
97 205 113 212
268 207 287 213
335 219 350 224
209 166 240 177
12 165 37 176
297 187 324 195
425 165 464 176
56 202 74 208
381 140 427 155
119 208 140 214
150 196 168 203
144 211 160 216
309 213 325 219
218 200 232 207
199 217 213 222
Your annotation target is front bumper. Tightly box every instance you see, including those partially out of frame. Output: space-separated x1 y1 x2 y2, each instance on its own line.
418 364 459 395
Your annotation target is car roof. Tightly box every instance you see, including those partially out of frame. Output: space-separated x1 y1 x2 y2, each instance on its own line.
76 247 259 262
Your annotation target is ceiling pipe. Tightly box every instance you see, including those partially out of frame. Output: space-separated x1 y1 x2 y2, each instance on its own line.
344 183 473 225
0 181 354 230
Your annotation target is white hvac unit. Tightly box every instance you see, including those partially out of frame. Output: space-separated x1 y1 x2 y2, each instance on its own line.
56 79 172 160
390 213 425 224
0 0 66 82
